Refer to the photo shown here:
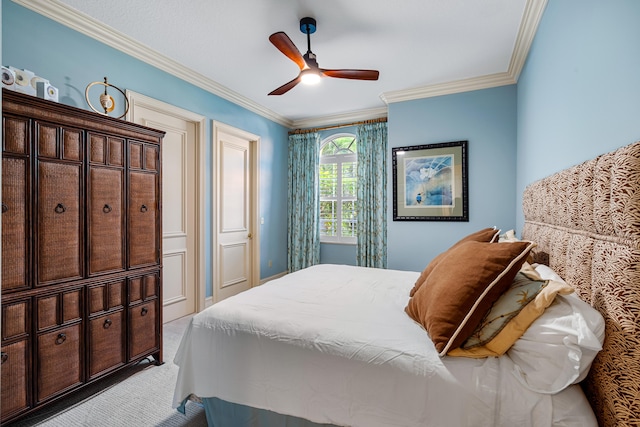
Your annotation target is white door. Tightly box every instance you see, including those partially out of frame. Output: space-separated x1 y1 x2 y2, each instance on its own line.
127 92 206 322
213 122 260 302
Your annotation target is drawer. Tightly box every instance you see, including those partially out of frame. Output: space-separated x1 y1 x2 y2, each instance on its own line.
88 280 125 315
128 272 158 305
36 323 83 403
129 301 158 361
88 310 125 379
36 288 82 332
2 300 30 341
1 340 31 422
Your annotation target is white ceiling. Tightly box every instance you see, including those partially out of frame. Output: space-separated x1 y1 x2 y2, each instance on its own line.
16 0 546 128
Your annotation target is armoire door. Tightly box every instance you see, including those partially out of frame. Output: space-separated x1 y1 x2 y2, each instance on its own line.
2 114 30 293
88 133 126 276
36 122 84 286
2 157 29 292
128 141 160 268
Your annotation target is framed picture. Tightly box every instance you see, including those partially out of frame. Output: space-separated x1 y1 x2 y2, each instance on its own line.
392 140 468 221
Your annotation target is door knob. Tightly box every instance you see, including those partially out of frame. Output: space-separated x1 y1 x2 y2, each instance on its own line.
248 233 252 239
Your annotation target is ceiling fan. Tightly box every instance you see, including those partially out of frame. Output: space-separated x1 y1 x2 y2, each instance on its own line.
268 17 380 95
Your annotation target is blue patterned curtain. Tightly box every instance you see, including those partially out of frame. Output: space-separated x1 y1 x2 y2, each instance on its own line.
287 132 320 272
356 122 388 268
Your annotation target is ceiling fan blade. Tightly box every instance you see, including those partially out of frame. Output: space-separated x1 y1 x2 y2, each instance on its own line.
269 32 306 69
268 75 302 96
320 69 379 80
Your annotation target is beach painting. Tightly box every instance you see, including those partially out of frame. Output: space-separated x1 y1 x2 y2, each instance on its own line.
403 154 454 208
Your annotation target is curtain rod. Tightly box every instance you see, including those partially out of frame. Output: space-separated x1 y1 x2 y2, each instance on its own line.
288 117 387 135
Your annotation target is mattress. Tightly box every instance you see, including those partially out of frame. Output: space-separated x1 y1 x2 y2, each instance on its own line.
173 264 596 426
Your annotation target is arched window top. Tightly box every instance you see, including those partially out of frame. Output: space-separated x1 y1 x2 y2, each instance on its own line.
320 133 357 156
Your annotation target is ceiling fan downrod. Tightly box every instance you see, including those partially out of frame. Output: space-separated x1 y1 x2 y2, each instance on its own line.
300 17 317 56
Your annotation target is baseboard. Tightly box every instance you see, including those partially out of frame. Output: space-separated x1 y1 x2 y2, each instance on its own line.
203 271 287 308
259 271 288 285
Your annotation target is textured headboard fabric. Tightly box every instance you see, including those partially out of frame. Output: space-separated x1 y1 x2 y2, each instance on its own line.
522 141 640 427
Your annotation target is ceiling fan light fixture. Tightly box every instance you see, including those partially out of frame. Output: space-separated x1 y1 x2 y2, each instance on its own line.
300 68 321 85
267 17 379 95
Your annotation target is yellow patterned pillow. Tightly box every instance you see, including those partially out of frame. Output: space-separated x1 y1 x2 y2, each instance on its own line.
448 276 573 358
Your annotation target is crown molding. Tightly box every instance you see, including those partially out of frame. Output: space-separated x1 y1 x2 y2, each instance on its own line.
12 0 293 128
508 0 548 80
380 72 516 104
381 0 546 104
14 0 546 126
291 106 388 130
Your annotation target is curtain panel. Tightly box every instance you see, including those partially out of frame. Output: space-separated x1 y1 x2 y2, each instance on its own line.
356 122 388 268
287 133 320 272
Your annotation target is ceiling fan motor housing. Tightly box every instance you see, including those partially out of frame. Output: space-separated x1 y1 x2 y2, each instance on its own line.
300 17 317 34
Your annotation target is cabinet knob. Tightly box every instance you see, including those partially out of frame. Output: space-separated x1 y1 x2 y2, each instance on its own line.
1 203 7 213
54 203 66 214
103 204 112 213
141 307 148 316
103 318 112 329
140 204 148 213
1 352 7 364
55 333 67 345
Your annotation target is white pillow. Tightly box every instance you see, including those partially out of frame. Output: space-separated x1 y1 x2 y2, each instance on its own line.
506 264 605 394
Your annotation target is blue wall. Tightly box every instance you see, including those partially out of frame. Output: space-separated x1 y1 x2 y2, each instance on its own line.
516 0 640 231
387 85 518 271
1 0 290 296
4 0 638 280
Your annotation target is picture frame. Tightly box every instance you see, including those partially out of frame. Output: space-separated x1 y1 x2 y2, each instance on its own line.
392 140 468 221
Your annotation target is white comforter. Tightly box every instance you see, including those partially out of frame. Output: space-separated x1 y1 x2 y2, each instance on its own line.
172 264 590 427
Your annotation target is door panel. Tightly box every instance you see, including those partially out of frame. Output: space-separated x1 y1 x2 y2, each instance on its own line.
129 301 158 360
128 171 158 268
1 340 31 420
89 167 125 274
37 161 83 285
88 310 125 379
36 324 83 402
215 124 257 302
2 157 29 291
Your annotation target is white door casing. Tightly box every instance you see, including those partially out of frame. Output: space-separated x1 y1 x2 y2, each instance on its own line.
127 91 206 322
212 121 260 302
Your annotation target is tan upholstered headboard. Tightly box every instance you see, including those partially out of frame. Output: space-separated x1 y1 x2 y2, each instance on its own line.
522 141 640 427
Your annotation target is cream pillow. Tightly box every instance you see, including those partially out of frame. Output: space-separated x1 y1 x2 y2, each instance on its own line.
447 273 573 358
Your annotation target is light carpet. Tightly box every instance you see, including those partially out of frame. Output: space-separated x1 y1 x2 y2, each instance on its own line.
9 315 207 427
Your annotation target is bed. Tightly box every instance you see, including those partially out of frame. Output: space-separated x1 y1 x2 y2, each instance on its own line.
172 140 640 426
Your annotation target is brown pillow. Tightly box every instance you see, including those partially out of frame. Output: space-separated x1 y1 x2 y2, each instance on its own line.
409 227 500 297
405 240 534 356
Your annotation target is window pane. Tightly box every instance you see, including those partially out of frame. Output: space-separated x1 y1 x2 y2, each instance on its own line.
319 164 337 197
342 162 357 197
320 201 337 236
341 201 357 237
321 142 337 155
333 137 356 153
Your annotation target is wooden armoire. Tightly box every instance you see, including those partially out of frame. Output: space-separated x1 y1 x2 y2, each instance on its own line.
1 89 164 423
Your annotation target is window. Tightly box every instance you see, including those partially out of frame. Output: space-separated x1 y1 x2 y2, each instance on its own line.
319 134 357 244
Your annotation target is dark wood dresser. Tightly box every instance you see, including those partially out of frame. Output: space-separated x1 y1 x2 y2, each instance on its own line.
1 89 164 423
